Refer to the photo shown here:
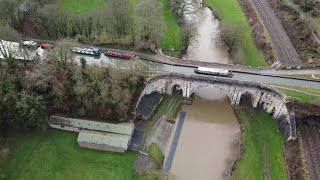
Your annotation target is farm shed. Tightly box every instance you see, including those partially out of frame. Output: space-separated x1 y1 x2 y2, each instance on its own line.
77 130 131 152
49 116 135 152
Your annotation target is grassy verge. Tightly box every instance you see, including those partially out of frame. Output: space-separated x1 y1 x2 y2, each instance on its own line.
0 130 139 180
59 0 107 15
153 96 172 118
159 0 182 57
148 143 164 169
281 89 320 104
167 95 183 123
204 0 268 67
234 107 288 180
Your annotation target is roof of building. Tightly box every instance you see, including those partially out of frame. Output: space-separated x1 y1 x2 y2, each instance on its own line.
49 116 134 135
77 130 130 150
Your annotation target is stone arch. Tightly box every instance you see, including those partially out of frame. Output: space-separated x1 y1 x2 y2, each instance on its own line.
189 83 233 103
239 91 255 107
170 84 183 96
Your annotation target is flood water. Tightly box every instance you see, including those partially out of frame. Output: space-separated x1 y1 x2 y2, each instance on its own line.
170 88 240 180
183 7 230 64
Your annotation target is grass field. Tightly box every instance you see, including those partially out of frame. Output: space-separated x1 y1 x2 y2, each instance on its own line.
204 0 268 67
234 107 288 180
159 0 182 57
0 130 139 180
59 0 107 15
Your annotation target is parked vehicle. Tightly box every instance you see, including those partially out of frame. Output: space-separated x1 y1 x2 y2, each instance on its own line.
104 51 135 59
40 44 54 49
195 67 233 77
72 47 101 56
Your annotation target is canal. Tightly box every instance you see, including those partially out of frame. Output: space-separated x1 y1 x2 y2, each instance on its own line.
166 1 241 179
168 88 241 180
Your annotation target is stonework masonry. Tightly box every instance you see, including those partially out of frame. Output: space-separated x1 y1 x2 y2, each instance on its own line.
137 74 296 140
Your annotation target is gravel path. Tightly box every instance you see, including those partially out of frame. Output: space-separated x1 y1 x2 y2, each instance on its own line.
251 0 302 67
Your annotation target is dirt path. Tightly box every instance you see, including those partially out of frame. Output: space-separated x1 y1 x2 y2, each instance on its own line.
251 0 302 67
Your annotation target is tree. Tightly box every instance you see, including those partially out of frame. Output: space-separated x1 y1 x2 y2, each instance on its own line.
180 24 197 54
134 0 166 50
106 0 131 42
169 0 197 21
219 22 243 54
16 91 45 128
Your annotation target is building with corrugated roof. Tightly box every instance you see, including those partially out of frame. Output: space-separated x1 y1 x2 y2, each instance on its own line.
49 116 134 152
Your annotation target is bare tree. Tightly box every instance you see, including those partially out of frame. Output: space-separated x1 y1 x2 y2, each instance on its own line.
106 0 131 42
169 0 197 21
219 22 243 54
180 24 197 54
134 0 166 50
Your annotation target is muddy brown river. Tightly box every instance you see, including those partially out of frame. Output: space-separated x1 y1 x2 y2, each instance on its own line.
170 88 240 180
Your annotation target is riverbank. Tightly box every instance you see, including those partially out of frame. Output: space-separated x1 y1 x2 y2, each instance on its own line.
204 0 268 67
233 107 288 180
0 130 139 179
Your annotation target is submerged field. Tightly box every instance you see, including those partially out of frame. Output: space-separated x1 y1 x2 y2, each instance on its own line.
204 0 268 67
0 130 139 180
234 107 288 180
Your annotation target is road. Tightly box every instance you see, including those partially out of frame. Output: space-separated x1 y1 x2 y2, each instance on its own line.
251 0 303 67
24 38 320 88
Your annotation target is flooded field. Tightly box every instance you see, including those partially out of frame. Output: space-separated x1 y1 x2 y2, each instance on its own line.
170 88 240 180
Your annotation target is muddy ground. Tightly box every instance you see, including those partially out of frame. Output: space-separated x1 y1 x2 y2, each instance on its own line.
268 0 320 66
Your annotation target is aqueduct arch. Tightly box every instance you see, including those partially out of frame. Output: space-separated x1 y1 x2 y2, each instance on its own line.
137 74 296 140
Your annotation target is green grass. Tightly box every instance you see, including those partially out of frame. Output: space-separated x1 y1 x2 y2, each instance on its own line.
204 0 268 67
154 96 172 118
1 130 139 180
281 89 320 104
159 0 182 57
147 143 164 169
167 95 183 122
234 108 288 180
59 0 107 15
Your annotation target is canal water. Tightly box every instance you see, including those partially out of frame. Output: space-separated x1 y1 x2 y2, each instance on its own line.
169 88 241 180
183 5 230 64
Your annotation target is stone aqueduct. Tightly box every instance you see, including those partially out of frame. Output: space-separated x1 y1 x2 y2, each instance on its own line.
137 74 296 140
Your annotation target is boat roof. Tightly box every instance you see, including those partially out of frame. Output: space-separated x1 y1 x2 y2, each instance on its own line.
197 67 229 73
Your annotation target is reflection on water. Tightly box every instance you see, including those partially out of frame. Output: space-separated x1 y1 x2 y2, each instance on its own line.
183 7 230 64
171 88 240 180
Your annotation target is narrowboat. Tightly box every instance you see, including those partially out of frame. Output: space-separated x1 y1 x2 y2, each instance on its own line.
195 67 233 78
72 47 101 57
104 51 135 59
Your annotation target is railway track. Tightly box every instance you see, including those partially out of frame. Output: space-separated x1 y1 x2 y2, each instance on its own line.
251 0 302 67
301 124 320 180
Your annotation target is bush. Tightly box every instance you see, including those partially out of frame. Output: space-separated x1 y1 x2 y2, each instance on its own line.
148 143 164 169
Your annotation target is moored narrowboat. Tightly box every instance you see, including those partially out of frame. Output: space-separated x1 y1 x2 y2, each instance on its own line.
72 47 101 56
104 51 135 59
